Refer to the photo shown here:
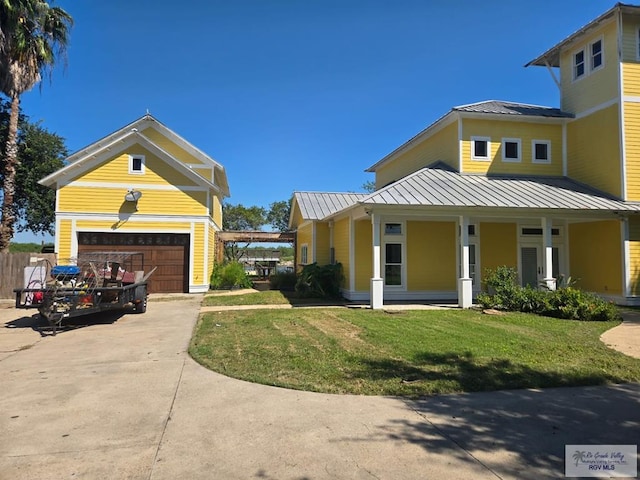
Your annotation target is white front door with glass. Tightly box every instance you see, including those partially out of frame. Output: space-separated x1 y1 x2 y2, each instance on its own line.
520 244 561 288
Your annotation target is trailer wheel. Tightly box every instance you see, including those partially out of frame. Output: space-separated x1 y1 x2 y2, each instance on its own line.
134 286 147 314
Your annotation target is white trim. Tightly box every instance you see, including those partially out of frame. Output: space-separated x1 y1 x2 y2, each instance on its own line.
189 222 195 291
623 95 640 103
349 216 356 292
70 219 78 260
382 219 406 289
63 181 207 192
619 79 628 201
128 154 145 175
589 36 604 74
531 139 551 164
572 46 587 82
501 137 521 163
189 284 209 294
54 216 61 254
622 218 630 298
457 116 463 172
471 136 491 161
56 212 211 222
562 123 568 176
573 97 618 119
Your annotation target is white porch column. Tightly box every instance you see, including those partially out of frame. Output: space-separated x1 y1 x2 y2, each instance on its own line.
370 213 384 309
458 216 473 308
541 217 556 290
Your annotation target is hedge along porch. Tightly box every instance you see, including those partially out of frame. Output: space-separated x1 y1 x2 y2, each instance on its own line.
291 165 640 308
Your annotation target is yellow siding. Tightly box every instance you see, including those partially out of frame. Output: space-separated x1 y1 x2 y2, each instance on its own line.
78 147 198 186
212 195 223 227
629 217 640 295
567 104 621 197
296 223 313 270
192 222 205 285
208 224 215 283
461 119 563 175
74 219 191 232
58 186 207 216
375 121 458 188
625 102 640 200
479 223 517 284
621 16 640 63
57 219 72 259
354 219 372 291
559 21 619 114
406 221 456 290
140 127 205 165
569 220 622 295
290 203 305 229
315 222 331 265
333 218 350 288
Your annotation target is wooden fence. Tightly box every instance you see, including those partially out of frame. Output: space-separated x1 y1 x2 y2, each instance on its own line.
0 253 57 299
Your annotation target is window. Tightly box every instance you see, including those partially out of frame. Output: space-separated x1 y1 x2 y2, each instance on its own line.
385 223 402 235
469 244 477 287
574 49 585 80
521 227 560 236
532 140 551 164
129 154 145 174
590 39 603 71
384 243 402 286
300 244 308 265
502 138 521 162
471 136 491 161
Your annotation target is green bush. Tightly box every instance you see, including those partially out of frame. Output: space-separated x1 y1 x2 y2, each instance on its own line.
269 271 297 290
479 266 620 322
295 263 343 299
210 262 252 290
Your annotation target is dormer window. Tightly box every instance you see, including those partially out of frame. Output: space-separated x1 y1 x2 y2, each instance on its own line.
129 154 145 174
471 136 491 161
502 138 521 162
574 49 585 80
590 39 603 71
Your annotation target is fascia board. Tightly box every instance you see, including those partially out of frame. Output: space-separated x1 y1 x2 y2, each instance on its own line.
457 112 570 124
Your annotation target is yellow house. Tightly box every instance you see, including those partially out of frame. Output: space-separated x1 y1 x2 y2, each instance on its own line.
290 3 640 308
40 114 229 294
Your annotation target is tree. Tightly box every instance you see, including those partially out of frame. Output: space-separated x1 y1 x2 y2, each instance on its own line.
0 100 66 236
266 198 292 232
0 0 73 252
222 203 266 261
362 180 376 193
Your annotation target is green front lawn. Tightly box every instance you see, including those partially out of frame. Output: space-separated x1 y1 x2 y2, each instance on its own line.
189 308 640 396
203 290 338 307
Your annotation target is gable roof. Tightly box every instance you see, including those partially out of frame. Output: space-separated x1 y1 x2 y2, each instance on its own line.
39 114 230 196
292 192 367 221
360 164 640 213
365 100 571 173
526 3 640 68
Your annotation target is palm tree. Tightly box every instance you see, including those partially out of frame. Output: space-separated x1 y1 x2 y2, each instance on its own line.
0 0 72 252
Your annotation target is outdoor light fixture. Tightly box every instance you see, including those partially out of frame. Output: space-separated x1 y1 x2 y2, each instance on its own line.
124 188 142 211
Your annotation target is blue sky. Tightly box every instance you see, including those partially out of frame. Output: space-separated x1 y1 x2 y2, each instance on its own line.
15 0 617 242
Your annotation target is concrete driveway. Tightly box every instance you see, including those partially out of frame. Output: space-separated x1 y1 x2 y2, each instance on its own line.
0 297 638 480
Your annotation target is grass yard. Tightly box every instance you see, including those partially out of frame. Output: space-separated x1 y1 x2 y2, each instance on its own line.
189 308 640 396
203 290 338 307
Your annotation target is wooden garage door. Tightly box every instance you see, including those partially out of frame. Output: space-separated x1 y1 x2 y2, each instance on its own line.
77 232 189 293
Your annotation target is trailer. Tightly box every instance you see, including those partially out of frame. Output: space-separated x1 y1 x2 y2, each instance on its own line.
14 252 156 335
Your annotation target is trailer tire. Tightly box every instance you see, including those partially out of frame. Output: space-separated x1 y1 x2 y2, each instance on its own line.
134 286 147 314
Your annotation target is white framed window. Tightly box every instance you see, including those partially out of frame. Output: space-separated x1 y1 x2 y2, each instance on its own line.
471 136 491 161
573 48 586 80
300 244 308 265
532 140 551 164
502 138 521 162
129 154 145 174
383 221 405 288
590 38 603 72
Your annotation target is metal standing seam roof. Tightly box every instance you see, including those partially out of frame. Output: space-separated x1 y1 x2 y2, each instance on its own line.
360 166 640 212
294 192 367 221
452 100 573 118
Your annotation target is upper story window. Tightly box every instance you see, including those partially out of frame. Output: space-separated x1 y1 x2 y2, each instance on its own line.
502 138 521 162
129 154 145 175
471 136 491 161
532 140 551 164
590 39 603 71
574 49 585 80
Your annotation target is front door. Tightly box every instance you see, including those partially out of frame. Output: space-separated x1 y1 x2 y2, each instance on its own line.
520 245 561 288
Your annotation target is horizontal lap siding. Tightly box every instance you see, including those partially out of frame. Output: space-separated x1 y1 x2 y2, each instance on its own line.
58 186 207 216
623 63 640 96
333 218 350 289
567 104 621 198
406 221 456 290
629 217 640 295
479 223 517 285
140 127 205 165
208 224 215 281
74 220 191 232
376 121 458 188
569 221 622 295
461 119 563 175
58 219 72 259
354 220 372 291
624 102 640 200
296 223 312 269
212 195 223 228
315 222 331 266
192 222 206 286
622 18 640 64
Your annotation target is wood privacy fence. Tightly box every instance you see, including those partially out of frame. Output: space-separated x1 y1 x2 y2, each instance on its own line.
0 253 57 299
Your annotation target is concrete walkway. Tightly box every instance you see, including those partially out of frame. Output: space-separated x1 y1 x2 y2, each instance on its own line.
602 309 640 359
0 297 638 479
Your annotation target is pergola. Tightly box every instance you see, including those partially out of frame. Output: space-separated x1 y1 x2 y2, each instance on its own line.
215 231 296 265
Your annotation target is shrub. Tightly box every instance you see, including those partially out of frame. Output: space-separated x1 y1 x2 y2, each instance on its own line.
210 262 252 290
295 262 343 299
479 266 620 322
269 271 297 291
